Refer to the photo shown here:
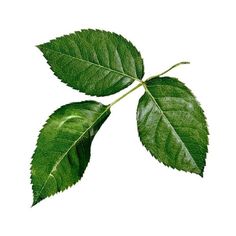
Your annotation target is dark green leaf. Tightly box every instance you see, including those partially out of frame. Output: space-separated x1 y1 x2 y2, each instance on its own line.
31 101 110 205
37 29 144 96
137 77 208 175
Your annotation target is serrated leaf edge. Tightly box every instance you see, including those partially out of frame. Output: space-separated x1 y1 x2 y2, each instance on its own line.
137 80 209 176
37 29 145 97
31 101 110 206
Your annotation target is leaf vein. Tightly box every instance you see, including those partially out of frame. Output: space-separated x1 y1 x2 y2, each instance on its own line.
41 46 140 82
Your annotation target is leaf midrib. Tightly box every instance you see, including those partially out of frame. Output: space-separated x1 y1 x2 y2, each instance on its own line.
34 106 110 203
143 84 201 172
40 46 141 82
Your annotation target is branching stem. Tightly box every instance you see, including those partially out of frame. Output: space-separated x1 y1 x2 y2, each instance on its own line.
109 61 190 108
109 82 144 107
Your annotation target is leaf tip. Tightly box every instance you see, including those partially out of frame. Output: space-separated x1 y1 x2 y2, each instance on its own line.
192 167 204 177
32 190 43 207
198 171 204 178
36 44 43 51
31 200 38 207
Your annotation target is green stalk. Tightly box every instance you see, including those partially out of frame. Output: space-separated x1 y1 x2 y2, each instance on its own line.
145 61 190 81
109 61 190 108
109 82 143 107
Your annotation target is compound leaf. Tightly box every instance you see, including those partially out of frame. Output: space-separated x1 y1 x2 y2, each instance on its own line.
38 29 144 96
137 77 208 175
31 101 110 205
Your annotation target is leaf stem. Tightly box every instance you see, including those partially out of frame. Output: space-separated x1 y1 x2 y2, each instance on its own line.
109 61 190 107
109 82 144 107
145 61 190 81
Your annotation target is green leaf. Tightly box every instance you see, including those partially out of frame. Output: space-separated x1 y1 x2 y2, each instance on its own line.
37 29 144 96
31 101 110 206
137 77 208 176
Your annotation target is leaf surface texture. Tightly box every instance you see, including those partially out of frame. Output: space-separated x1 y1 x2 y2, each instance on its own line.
137 77 208 175
31 101 110 205
38 29 144 96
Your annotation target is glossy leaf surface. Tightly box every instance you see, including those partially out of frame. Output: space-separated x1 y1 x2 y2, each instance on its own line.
38 29 144 96
137 77 208 175
31 101 110 205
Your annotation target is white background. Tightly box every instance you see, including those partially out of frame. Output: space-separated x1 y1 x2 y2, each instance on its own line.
1 0 235 235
